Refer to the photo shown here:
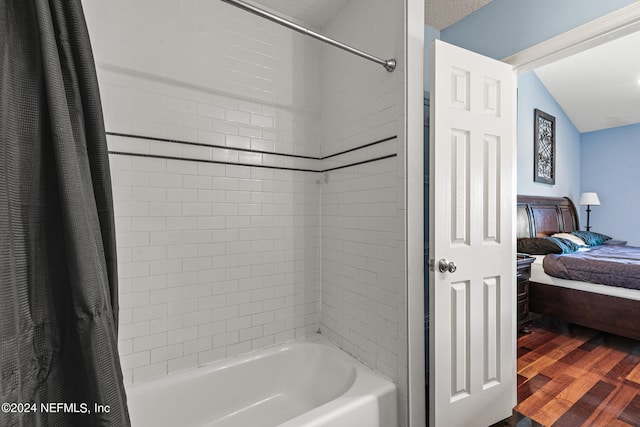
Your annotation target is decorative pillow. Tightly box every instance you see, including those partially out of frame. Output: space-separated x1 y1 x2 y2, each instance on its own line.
551 232 588 247
517 237 580 255
571 230 612 247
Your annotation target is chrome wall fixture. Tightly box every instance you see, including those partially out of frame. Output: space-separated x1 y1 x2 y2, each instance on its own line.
220 0 397 72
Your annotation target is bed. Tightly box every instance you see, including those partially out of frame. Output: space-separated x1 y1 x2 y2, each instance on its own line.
517 195 640 341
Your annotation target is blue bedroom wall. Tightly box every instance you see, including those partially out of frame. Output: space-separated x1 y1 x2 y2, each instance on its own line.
439 0 634 60
428 0 635 204
517 72 581 201
581 124 640 246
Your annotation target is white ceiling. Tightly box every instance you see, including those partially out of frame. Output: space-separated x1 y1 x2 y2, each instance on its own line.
424 0 493 30
251 0 491 30
251 0 349 28
535 30 640 133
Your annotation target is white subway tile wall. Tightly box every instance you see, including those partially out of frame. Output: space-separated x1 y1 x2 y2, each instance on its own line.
111 155 320 382
317 1 407 424
84 0 407 424
320 157 400 377
114 155 321 383
84 0 323 385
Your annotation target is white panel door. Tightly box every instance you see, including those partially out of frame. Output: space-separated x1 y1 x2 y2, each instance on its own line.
429 39 516 427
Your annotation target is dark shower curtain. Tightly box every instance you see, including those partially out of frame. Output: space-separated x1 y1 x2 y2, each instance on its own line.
0 1 130 426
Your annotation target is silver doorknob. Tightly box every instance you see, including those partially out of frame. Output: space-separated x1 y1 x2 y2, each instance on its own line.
438 259 457 273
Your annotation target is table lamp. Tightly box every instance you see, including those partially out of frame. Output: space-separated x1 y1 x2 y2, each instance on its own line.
579 192 600 231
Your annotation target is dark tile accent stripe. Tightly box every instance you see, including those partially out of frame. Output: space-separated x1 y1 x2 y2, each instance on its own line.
108 151 397 173
106 131 397 161
106 131 319 160
322 154 397 172
108 151 317 172
320 136 397 160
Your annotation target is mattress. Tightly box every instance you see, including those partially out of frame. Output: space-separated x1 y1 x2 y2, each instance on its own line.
530 255 640 301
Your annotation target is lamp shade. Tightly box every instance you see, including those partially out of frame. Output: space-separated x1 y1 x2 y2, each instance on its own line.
579 192 600 206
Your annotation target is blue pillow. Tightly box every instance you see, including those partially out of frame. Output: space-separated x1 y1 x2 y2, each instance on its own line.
571 231 612 247
547 237 581 253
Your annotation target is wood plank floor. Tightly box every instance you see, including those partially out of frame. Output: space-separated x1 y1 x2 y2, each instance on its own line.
515 318 640 427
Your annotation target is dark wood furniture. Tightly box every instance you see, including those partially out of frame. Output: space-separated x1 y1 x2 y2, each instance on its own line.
517 195 640 341
516 254 535 333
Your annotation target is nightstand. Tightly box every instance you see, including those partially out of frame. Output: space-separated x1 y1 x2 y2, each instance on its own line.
516 254 535 334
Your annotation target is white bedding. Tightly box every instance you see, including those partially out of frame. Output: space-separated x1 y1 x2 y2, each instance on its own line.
530 254 640 301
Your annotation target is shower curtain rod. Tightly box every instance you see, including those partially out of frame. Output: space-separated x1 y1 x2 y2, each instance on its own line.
220 0 397 72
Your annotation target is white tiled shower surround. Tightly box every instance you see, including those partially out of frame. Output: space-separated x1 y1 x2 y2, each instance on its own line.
316 0 408 421
83 0 407 424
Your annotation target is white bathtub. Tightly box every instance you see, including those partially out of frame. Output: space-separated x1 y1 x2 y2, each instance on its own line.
125 335 397 427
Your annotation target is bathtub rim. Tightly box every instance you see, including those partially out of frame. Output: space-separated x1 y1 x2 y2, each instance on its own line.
125 334 392 393
124 333 397 426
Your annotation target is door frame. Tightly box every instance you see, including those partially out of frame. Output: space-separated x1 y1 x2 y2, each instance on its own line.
503 3 640 71
406 0 426 426
407 2 640 426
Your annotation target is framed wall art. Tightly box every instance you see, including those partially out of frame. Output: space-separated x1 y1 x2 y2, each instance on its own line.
533 108 555 184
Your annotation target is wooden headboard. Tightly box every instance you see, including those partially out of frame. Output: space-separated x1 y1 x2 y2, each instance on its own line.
517 195 580 239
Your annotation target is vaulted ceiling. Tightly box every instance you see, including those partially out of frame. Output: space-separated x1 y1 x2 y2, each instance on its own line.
534 30 640 133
